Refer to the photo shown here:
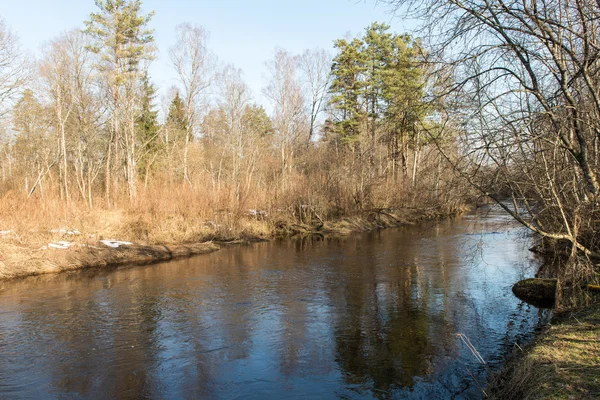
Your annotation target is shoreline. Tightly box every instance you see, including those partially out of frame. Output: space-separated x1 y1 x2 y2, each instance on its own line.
0 206 460 281
487 305 600 399
488 250 600 398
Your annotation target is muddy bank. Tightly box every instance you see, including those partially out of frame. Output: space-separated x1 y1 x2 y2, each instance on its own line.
0 206 462 281
487 305 600 399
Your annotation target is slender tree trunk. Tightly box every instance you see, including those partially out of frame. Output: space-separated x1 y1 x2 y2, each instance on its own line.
401 131 408 179
411 130 421 188
183 128 191 186
105 126 113 207
126 107 137 201
60 120 69 202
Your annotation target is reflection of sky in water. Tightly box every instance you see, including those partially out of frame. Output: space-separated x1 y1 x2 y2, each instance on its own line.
0 205 549 399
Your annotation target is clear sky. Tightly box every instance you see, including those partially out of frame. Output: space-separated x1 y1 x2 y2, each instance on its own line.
0 0 415 109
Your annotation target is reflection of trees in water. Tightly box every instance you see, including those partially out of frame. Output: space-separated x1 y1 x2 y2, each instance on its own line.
329 262 459 396
322 223 490 398
0 216 544 399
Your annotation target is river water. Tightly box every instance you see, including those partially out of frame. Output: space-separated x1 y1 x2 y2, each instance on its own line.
0 206 548 399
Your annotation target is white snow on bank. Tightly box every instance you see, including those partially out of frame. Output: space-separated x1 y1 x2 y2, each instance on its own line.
99 240 133 248
47 241 74 249
37 237 133 250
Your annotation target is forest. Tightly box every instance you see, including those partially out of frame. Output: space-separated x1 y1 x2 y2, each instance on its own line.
0 0 600 308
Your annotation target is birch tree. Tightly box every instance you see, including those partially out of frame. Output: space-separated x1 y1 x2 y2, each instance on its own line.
298 48 332 146
169 23 213 185
216 65 251 204
40 31 78 202
263 48 306 187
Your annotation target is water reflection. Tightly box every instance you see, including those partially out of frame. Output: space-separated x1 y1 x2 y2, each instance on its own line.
0 206 548 399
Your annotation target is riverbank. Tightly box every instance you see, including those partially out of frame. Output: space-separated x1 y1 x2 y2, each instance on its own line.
488 304 600 399
0 206 461 280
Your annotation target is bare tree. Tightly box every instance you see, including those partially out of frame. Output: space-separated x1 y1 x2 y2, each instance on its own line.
263 48 307 187
216 64 251 204
69 32 104 208
0 18 29 118
40 31 78 202
169 23 213 185
298 48 332 146
383 0 600 298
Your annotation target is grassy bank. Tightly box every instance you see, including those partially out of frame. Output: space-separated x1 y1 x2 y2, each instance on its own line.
488 305 600 399
0 204 460 280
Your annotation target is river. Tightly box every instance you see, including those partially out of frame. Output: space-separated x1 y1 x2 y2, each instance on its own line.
0 206 549 399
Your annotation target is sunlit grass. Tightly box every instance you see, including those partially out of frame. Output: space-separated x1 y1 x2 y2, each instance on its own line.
489 306 600 399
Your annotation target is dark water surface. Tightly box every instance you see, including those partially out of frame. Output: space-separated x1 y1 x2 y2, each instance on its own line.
0 207 548 399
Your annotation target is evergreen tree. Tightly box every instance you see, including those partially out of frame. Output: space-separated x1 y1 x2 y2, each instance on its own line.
84 0 155 203
242 104 273 138
137 72 159 145
329 22 427 180
363 23 394 167
85 0 155 84
382 35 426 179
166 91 188 139
12 90 52 194
136 71 159 178
329 38 366 147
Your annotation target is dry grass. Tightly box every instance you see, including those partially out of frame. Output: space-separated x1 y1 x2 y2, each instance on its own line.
488 306 600 400
0 158 465 280
0 186 462 280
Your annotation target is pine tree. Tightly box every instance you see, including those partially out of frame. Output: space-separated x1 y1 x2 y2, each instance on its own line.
382 35 426 180
329 23 427 182
242 105 273 138
12 90 52 195
85 0 155 83
329 38 366 148
84 0 155 203
363 23 394 168
136 71 159 179
166 92 188 138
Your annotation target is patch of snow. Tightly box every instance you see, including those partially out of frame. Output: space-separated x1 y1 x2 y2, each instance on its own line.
48 241 73 249
99 240 133 248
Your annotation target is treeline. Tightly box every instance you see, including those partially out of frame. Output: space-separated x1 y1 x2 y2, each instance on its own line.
0 1 461 222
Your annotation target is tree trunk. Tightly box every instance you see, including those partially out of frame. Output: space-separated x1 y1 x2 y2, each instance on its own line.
411 130 420 188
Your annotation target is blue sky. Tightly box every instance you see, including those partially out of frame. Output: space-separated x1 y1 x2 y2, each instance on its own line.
0 0 415 109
